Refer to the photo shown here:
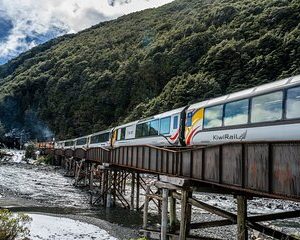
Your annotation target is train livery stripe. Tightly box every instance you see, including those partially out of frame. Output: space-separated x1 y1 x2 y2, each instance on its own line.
186 126 199 145
169 130 179 142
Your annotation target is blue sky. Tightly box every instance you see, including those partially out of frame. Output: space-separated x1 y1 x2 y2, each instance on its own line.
0 0 174 64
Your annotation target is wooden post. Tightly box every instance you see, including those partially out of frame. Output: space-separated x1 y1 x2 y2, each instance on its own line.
179 189 192 240
84 161 88 186
169 191 177 233
143 185 150 230
123 171 127 194
161 188 169 240
136 172 140 211
130 172 135 210
100 169 106 205
106 170 112 208
237 195 247 240
113 170 117 206
89 163 95 190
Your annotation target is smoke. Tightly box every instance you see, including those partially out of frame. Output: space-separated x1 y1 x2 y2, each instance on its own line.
0 0 174 63
0 96 53 141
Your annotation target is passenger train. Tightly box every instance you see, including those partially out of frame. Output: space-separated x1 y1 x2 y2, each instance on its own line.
54 75 300 149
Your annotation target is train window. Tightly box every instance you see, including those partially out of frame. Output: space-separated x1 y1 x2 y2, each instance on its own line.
90 133 109 144
251 91 283 123
142 122 150 137
65 141 74 146
286 87 300 119
117 129 121 140
204 105 223 128
150 120 159 136
173 116 179 129
120 128 126 140
136 122 150 137
224 99 249 126
186 112 193 127
76 138 87 145
136 124 143 138
160 117 171 134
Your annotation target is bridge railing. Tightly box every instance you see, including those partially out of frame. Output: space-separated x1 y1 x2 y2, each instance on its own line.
74 148 86 159
86 147 110 164
111 145 180 175
178 141 300 198
48 141 300 201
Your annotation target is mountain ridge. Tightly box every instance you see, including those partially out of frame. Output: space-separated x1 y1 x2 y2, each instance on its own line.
0 0 299 140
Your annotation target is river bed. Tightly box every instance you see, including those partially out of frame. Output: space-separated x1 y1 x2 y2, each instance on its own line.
0 150 140 240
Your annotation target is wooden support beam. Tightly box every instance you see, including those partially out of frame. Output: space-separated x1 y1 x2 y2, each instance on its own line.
113 170 117 206
84 162 88 186
190 219 234 229
89 163 95 190
156 181 191 191
160 175 190 187
130 172 135 210
169 191 177 233
173 192 236 222
136 173 140 211
161 188 169 240
143 185 150 230
179 189 192 240
247 221 299 240
249 210 300 222
237 195 247 240
140 229 222 240
106 170 112 208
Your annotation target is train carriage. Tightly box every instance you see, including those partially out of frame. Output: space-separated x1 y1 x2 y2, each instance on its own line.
112 107 186 147
89 129 112 149
74 136 89 149
185 75 300 146
63 139 75 150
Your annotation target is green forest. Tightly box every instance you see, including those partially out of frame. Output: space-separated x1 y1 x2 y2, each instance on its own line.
0 0 300 139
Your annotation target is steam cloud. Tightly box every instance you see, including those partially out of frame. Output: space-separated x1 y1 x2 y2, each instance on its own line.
0 0 174 64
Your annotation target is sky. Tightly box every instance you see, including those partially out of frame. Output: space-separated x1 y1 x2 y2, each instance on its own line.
0 0 174 64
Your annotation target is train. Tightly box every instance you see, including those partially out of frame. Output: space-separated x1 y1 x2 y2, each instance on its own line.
53 75 300 149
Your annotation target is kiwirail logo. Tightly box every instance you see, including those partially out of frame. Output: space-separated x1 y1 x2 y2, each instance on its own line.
212 131 248 141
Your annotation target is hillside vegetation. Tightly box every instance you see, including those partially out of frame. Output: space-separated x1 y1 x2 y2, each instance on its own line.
0 0 300 139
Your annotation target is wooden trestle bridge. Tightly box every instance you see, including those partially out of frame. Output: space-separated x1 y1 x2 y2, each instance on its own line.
40 141 300 240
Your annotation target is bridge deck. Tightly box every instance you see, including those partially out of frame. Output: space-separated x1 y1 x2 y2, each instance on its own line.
51 141 300 201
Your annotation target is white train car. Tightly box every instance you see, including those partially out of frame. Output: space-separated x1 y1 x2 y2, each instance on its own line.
54 141 65 149
185 75 300 146
112 107 186 147
63 139 75 150
88 129 112 149
74 136 89 149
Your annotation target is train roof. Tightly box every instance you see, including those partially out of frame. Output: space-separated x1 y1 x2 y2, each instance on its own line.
188 75 300 110
137 106 186 123
114 120 139 130
89 128 112 137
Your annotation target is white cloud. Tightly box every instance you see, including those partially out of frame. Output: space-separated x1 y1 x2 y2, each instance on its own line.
0 0 174 63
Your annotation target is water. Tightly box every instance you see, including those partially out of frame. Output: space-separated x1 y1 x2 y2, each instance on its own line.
28 214 118 240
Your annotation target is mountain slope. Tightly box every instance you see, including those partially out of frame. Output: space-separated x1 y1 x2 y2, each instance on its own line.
0 0 300 140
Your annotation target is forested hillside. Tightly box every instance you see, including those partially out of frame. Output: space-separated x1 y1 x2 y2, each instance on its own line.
0 0 300 139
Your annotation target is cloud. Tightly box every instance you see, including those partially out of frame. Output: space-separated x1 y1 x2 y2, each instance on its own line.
0 0 174 63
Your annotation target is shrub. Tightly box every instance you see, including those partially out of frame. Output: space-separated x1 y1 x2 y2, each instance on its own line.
25 144 36 159
37 154 54 165
0 209 31 240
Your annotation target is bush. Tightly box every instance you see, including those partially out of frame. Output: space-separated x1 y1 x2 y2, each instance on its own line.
37 154 54 165
25 144 36 159
0 209 31 240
